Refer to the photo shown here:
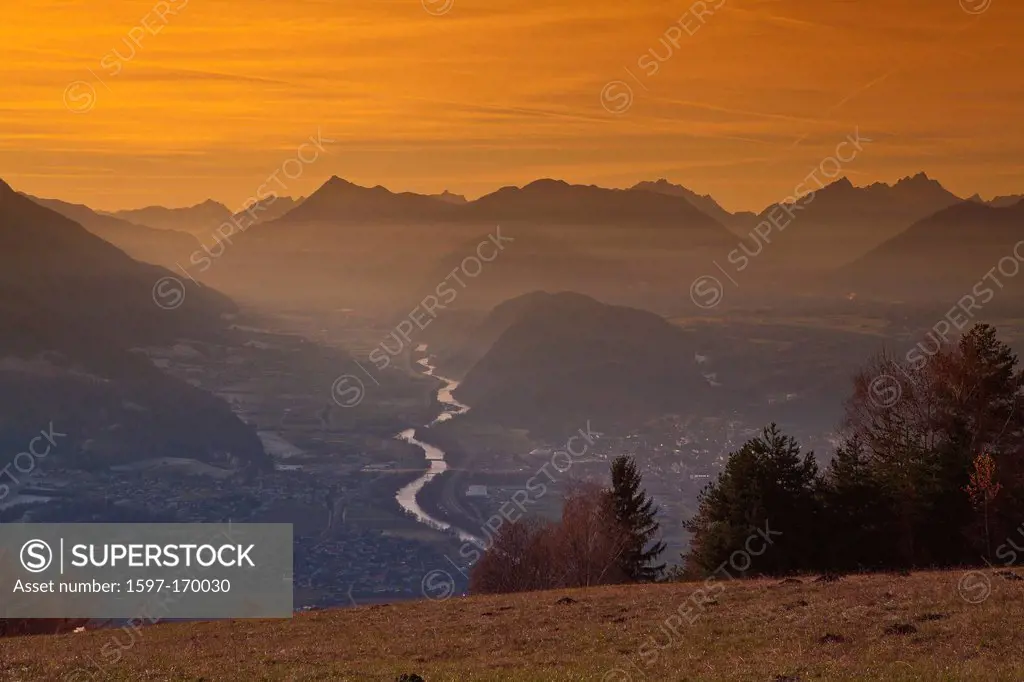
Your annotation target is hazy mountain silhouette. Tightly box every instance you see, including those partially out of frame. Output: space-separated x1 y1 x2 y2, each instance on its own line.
460 179 729 233
631 178 755 229
0 179 267 469
70 194 300 236
251 176 735 237
453 291 713 436
434 287 593 378
987 194 1024 208
25 194 200 268
108 198 232 233
180 172 1014 314
198 176 748 313
743 173 965 270
274 176 458 224
765 172 962 227
430 190 468 205
847 172 961 212
839 200 1024 300
1 179 235 340
230 195 303 225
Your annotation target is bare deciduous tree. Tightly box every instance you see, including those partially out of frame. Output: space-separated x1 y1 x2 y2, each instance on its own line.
470 483 630 594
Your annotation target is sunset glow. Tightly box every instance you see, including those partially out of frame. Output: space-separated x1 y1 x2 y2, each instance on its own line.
2 0 1022 209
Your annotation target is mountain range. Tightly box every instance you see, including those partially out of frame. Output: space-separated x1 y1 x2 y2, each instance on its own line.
275 176 457 224
236 171 996 238
64 172 1024 238
249 176 731 233
453 178 726 231
11 171 1024 312
3 163 1021 474
106 196 302 234
733 173 966 272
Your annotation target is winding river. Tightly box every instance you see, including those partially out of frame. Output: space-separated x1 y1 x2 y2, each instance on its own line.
394 352 481 544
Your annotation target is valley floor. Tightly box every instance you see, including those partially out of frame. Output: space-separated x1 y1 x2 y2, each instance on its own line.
3 569 1023 680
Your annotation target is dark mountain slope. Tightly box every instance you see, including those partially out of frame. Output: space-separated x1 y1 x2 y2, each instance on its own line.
453 292 713 436
0 180 267 470
839 200 1024 301
25 194 200 268
1 180 234 345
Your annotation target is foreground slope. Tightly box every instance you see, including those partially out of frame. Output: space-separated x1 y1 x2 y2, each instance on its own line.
2 570 1022 680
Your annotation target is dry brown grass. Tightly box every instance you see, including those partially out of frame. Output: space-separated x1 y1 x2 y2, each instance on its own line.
0 619 91 638
2 569 1023 681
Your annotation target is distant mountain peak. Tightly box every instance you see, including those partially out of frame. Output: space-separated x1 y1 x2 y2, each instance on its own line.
125 198 229 212
827 173 960 203
522 178 572 191
893 171 943 190
459 177 732 232
634 178 696 193
826 177 855 190
630 178 737 226
197 198 228 209
277 176 454 224
321 175 359 191
315 176 402 197
431 190 468 205
634 178 716 198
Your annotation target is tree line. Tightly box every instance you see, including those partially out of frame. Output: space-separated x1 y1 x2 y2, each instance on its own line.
689 323 1024 576
471 323 1024 592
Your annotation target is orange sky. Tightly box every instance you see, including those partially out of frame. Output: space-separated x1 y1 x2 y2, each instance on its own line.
1 0 1022 211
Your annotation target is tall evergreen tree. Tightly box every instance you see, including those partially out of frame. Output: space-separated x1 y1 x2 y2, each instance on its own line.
608 455 666 582
821 435 900 570
684 424 821 576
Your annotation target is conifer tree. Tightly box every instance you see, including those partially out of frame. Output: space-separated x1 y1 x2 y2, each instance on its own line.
684 424 819 576
608 455 666 581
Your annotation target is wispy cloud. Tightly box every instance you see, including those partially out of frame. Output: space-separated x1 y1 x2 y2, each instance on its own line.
2 0 1023 209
